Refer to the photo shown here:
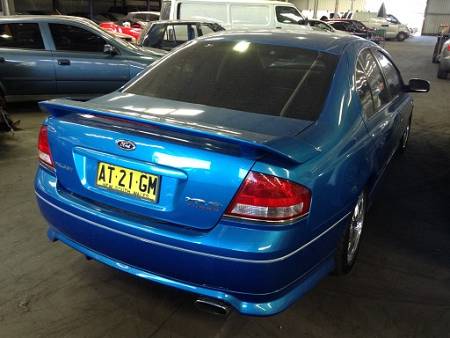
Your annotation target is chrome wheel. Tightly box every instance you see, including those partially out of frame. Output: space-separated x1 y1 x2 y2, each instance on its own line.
347 193 365 264
402 124 410 149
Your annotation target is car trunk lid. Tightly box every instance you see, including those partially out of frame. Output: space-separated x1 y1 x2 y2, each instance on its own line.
40 96 317 230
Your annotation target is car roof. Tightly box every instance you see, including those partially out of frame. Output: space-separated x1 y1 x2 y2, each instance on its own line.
0 15 95 24
328 19 361 23
309 19 330 24
151 19 222 25
164 0 296 5
196 30 363 55
128 11 160 15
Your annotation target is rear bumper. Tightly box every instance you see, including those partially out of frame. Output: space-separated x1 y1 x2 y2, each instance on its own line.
35 167 350 316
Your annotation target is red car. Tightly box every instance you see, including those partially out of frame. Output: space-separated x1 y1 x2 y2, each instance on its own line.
100 22 142 41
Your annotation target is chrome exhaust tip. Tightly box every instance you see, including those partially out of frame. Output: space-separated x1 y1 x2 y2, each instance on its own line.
194 298 231 316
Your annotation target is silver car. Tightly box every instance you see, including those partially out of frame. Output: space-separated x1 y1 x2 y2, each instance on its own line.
0 15 165 103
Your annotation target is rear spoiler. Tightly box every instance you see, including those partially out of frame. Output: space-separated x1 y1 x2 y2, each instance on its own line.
40 99 320 165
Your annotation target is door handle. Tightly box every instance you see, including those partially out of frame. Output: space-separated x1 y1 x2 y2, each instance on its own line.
0 57 5 63
58 59 71 66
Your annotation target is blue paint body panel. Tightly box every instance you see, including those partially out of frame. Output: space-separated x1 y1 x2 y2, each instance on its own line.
35 32 414 315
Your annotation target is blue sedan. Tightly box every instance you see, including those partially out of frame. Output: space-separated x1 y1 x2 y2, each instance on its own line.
35 31 429 316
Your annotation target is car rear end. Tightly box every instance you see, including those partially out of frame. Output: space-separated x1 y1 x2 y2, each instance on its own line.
438 40 450 77
35 34 346 315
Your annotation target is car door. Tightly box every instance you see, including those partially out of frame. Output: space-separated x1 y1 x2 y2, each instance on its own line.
372 49 412 152
0 22 56 99
385 16 401 38
373 18 395 39
357 49 395 181
47 22 129 96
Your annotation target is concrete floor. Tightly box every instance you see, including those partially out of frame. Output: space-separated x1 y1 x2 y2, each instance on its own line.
0 36 449 338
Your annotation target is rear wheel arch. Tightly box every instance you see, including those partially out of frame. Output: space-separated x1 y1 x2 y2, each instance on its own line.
334 188 368 275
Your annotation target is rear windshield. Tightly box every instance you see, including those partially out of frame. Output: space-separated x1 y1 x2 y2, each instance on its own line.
124 39 338 120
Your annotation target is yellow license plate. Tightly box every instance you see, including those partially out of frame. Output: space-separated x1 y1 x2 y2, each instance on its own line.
96 162 160 202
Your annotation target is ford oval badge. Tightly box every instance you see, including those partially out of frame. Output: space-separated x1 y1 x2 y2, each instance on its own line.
116 140 136 151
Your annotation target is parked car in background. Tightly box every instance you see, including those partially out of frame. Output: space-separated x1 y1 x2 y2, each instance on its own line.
100 21 143 41
351 11 410 41
35 30 429 316
107 30 138 44
432 29 449 63
159 0 311 32
436 38 450 79
0 16 165 103
308 19 349 35
328 19 373 39
138 20 224 51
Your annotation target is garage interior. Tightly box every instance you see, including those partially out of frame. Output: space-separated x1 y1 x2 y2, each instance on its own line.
0 0 449 337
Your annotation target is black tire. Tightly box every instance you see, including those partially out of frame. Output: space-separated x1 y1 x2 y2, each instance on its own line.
334 191 366 275
397 32 407 41
398 118 412 153
437 68 448 79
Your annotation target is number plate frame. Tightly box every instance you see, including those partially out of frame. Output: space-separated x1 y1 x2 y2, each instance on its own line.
96 162 160 203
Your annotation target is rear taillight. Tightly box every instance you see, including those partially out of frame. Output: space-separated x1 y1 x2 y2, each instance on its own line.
225 172 311 222
38 125 54 169
448 44 450 52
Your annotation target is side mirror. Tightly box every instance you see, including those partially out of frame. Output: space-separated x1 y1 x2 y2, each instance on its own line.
405 78 430 93
103 44 117 55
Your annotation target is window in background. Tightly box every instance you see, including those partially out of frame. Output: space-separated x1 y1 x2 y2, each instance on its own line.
180 3 227 24
230 5 270 25
49 24 105 52
0 23 44 49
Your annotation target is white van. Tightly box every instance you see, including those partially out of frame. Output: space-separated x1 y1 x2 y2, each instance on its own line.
159 0 311 31
351 12 410 41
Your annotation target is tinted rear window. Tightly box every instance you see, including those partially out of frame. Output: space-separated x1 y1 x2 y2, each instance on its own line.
125 39 338 120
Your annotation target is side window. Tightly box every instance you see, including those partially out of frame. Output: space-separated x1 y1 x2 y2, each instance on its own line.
231 5 270 25
276 6 304 24
386 15 399 24
171 24 198 42
359 49 390 112
318 23 333 32
355 62 375 118
200 24 214 36
142 24 166 48
331 22 345 30
0 23 44 49
49 24 106 53
152 24 197 50
372 50 403 97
